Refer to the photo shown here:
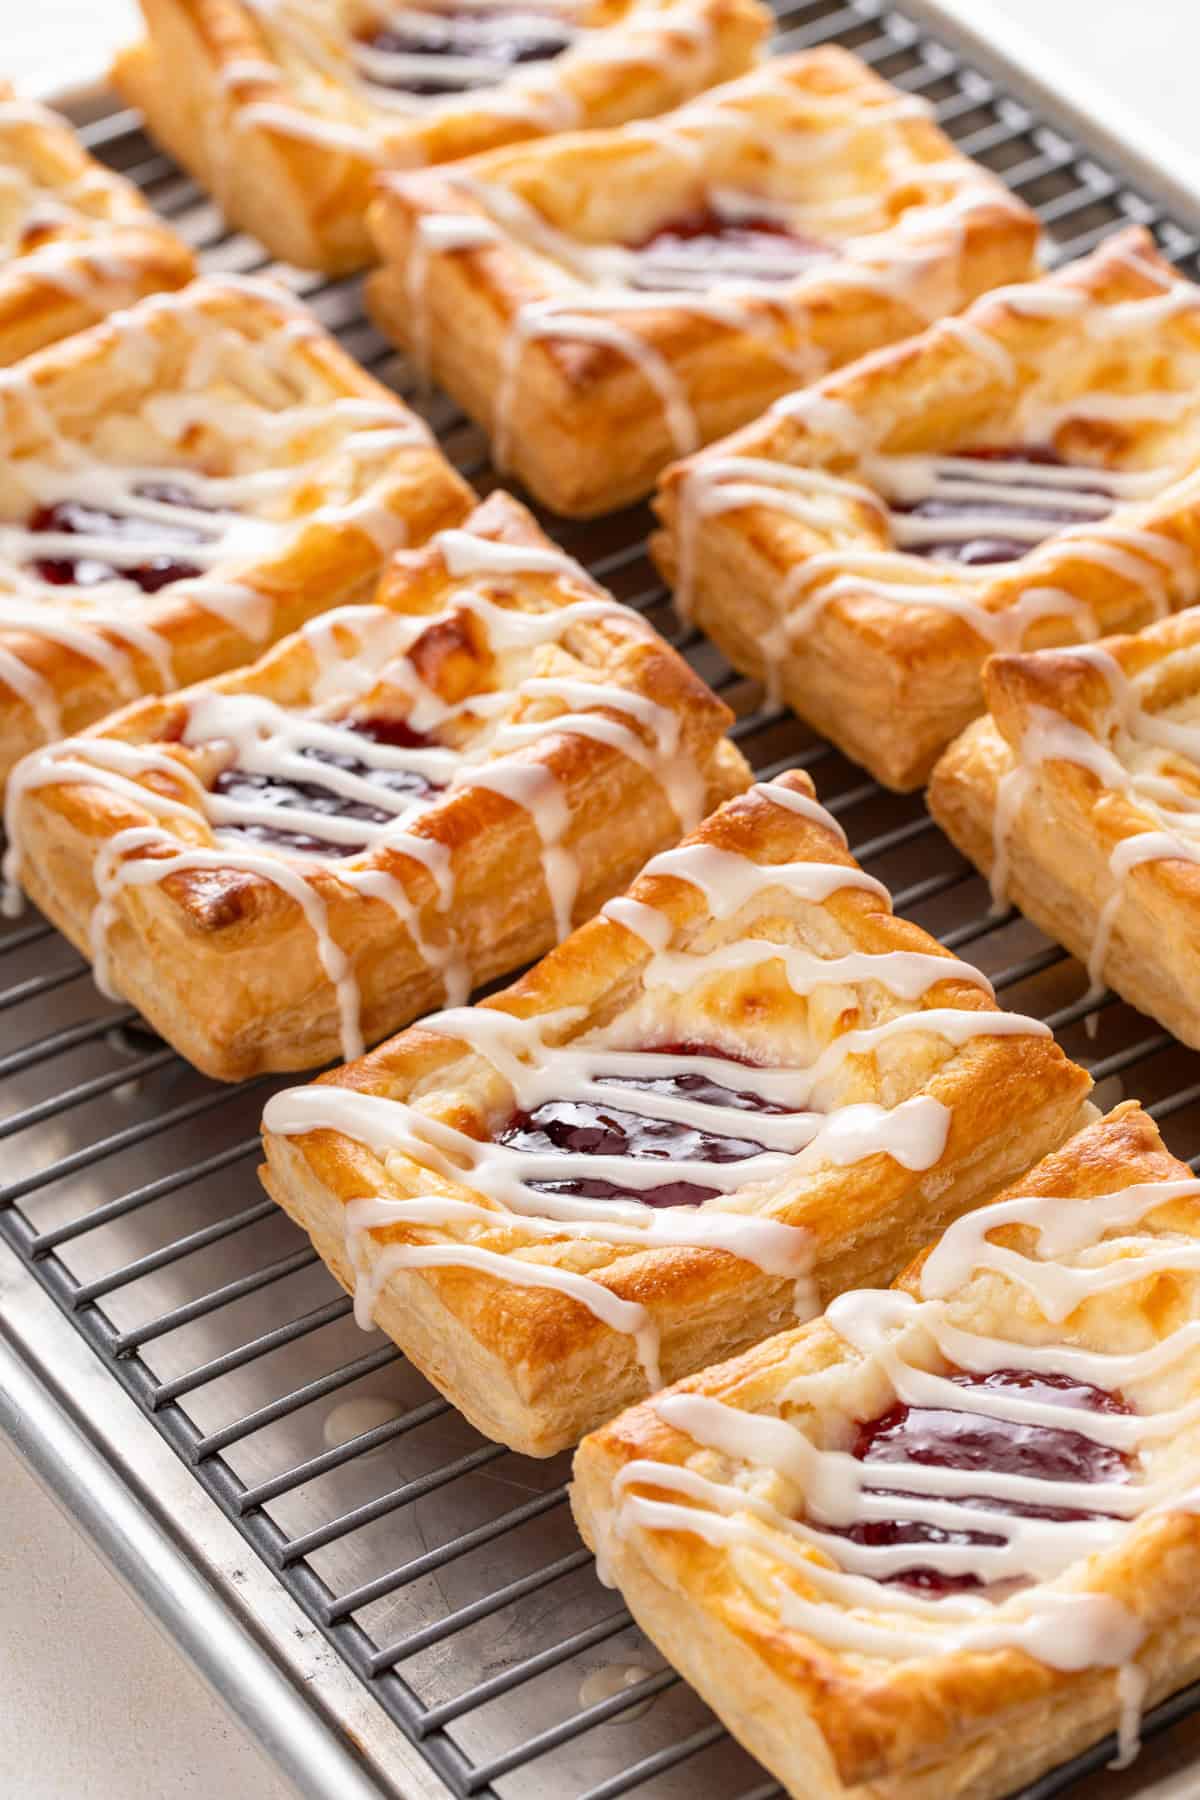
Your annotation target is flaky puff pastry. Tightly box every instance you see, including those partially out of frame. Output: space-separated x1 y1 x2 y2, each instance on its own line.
0 274 472 792
654 226 1200 791
366 48 1035 516
113 0 768 275
259 770 1090 1456
572 1103 1200 1800
929 605 1200 1052
5 491 747 1080
0 84 193 363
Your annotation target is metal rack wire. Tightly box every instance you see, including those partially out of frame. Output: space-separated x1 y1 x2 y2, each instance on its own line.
6 2 1200 1796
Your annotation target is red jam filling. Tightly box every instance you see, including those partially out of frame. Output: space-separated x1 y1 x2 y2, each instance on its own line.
27 481 223 593
629 209 835 291
212 717 441 857
357 7 574 93
822 1367 1133 1594
896 446 1117 568
496 1040 792 1208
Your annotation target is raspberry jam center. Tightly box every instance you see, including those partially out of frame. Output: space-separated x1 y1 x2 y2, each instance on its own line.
824 1368 1133 1594
630 209 835 291
212 717 440 857
27 481 222 592
496 1041 791 1208
895 446 1117 567
357 7 575 94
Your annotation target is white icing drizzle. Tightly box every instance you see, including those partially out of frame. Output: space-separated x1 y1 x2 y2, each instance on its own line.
231 0 723 145
217 56 282 90
396 73 1018 463
603 1162 1200 1727
408 214 502 375
1113 1662 1150 1769
672 248 1200 645
874 454 1151 552
0 100 162 309
349 2 583 113
1 523 714 1039
989 648 1200 994
0 279 433 739
264 778 1049 1388
676 448 1178 648
495 297 701 467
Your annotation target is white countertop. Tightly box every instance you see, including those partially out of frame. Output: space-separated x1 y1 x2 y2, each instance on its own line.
4 2 1200 1797
0 1439 295 1799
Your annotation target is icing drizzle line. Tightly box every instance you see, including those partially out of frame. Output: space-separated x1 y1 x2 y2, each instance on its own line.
0 277 432 741
987 640 1200 994
263 778 1049 1388
232 0 721 141
396 67 1023 468
2 522 713 1057
601 1158 1200 1756
671 245 1200 643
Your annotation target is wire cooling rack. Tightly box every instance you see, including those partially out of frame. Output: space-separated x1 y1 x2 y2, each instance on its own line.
7 3 1200 1797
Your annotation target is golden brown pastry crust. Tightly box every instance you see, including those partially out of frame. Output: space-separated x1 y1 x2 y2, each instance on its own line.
571 1103 1200 1800
114 0 768 274
0 83 193 363
365 48 1036 515
653 226 1200 790
9 490 747 1079
260 770 1090 1456
0 274 472 790
928 605 1200 1050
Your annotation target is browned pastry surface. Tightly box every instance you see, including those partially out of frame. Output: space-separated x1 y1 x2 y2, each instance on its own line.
260 770 1089 1454
114 0 768 273
572 1103 1200 1800
0 80 193 363
0 274 472 790
654 226 1200 789
366 47 1035 514
929 604 1200 1049
8 490 747 1078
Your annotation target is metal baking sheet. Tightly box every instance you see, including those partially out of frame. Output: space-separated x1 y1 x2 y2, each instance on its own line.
6 2 1200 1796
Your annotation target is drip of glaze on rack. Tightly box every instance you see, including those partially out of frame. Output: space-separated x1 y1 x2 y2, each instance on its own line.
264 779 1050 1390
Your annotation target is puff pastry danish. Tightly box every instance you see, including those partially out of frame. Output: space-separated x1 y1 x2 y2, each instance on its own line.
572 1102 1200 1800
0 84 193 364
113 0 768 275
654 225 1200 790
366 48 1036 516
0 274 472 792
4 491 746 1079
929 606 1200 1052
260 770 1090 1455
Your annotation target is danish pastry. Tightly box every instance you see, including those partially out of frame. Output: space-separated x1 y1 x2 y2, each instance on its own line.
572 1102 1200 1800
0 274 472 791
654 225 1200 790
929 605 1200 1052
0 82 193 364
113 0 768 275
366 48 1036 515
4 491 747 1079
260 770 1090 1456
